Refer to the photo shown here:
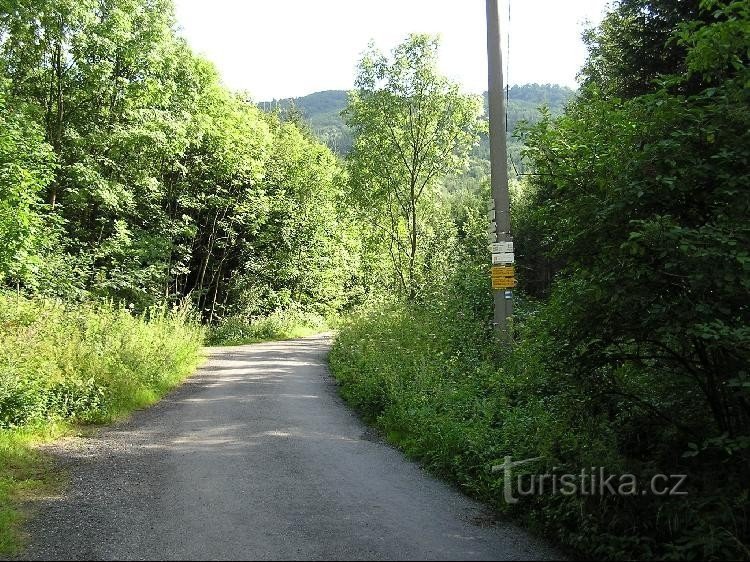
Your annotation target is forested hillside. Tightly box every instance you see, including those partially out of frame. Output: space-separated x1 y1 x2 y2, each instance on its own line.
259 90 351 153
260 83 574 158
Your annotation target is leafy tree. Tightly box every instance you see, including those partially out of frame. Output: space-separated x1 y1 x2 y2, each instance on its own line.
345 34 483 299
0 0 359 320
0 84 54 284
514 4 750 554
522 0 749 435
580 0 704 97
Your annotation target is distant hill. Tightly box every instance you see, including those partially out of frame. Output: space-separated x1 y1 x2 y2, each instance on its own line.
259 90 353 153
260 84 575 160
483 84 575 175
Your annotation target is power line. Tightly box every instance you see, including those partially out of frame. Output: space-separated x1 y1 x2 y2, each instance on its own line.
505 0 510 135
504 0 524 180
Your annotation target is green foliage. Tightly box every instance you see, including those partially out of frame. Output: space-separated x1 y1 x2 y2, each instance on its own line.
0 84 54 285
208 308 328 346
1 0 745 558
0 292 204 553
481 84 576 177
0 0 366 554
0 0 360 320
345 34 484 299
220 118 359 321
580 0 703 98
676 0 750 83
259 91 354 153
331 289 749 560
0 293 204 428
519 0 750 436
261 84 574 162
332 1 749 560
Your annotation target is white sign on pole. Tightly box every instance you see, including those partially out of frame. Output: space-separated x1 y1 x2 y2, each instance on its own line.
492 252 514 264
487 209 496 222
489 241 513 254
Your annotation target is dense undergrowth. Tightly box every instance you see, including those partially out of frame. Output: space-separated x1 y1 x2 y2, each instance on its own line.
0 293 204 554
329 267 749 560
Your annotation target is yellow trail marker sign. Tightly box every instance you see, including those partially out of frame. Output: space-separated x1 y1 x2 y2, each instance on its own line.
490 266 515 278
492 277 517 289
490 265 516 289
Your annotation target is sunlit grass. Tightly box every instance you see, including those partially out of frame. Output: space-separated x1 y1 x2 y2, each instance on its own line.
208 308 330 346
0 294 205 554
0 423 73 555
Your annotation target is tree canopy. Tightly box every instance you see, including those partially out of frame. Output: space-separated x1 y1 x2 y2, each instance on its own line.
345 34 483 298
0 0 361 320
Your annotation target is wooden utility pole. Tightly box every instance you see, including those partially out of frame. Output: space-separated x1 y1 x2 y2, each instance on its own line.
486 0 514 331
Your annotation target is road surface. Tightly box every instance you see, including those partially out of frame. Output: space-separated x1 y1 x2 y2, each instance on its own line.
17 334 560 561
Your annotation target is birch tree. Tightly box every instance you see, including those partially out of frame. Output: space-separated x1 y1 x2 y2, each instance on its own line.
345 34 483 299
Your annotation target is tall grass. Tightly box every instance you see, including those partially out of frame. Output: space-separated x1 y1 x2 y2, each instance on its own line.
208 308 328 346
0 293 204 553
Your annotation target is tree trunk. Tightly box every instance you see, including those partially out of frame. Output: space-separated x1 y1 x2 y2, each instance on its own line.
408 178 418 301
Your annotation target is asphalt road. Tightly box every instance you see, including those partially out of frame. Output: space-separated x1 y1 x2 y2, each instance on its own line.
17 334 560 561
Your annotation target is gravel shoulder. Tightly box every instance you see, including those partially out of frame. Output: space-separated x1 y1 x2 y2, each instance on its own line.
12 334 561 561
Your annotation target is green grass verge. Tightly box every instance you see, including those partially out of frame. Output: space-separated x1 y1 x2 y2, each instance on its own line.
0 294 205 554
0 423 73 555
207 308 329 346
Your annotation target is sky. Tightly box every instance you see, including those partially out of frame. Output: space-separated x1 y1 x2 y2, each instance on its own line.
173 0 611 101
